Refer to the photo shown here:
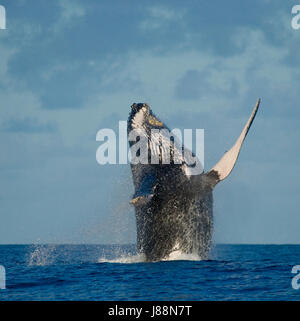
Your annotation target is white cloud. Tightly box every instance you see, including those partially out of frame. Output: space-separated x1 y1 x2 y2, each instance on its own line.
140 5 185 31
52 0 86 33
93 27 295 117
60 0 86 20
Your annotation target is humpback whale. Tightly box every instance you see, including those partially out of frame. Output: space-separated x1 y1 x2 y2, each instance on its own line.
127 99 261 261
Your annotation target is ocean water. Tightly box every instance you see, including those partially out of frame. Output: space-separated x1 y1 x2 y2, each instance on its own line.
0 244 299 301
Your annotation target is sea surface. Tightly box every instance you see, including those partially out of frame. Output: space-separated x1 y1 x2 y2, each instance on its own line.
0 244 299 301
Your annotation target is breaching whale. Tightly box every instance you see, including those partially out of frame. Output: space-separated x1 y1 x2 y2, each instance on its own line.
127 99 261 261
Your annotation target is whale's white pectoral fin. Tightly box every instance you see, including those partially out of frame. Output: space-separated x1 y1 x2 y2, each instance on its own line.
207 98 261 186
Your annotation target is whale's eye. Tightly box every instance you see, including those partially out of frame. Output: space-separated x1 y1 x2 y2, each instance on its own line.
148 116 163 127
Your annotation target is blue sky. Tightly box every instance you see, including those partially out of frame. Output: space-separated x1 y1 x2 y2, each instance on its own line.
0 0 299 244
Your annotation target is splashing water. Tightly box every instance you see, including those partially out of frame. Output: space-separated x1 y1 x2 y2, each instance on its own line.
98 253 146 264
28 244 57 266
163 250 202 261
97 249 202 264
27 242 203 266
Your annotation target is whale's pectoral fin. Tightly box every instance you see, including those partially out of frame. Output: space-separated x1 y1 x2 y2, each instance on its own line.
130 172 156 207
206 98 261 187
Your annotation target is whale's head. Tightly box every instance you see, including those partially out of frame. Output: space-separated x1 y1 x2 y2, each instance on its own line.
128 103 164 134
127 103 204 178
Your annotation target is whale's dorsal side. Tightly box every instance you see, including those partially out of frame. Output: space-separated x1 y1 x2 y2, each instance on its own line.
205 98 261 187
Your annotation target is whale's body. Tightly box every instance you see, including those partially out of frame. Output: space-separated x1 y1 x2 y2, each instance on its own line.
128 100 260 261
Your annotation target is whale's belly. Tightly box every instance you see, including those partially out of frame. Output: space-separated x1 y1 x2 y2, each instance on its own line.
134 192 213 261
